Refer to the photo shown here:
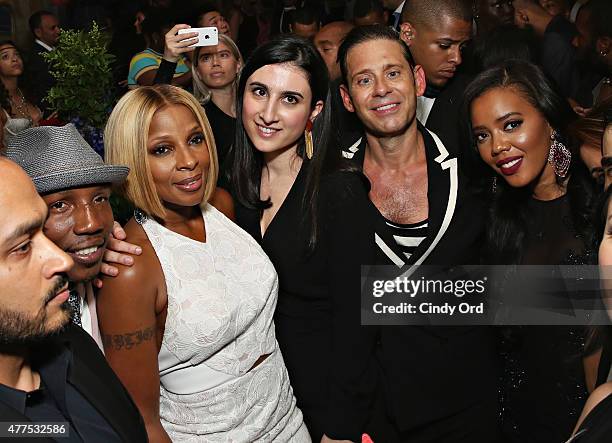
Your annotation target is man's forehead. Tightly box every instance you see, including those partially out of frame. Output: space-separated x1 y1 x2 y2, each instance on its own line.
316 24 351 44
41 184 111 202
41 15 58 25
418 16 472 38
347 39 408 71
0 163 47 243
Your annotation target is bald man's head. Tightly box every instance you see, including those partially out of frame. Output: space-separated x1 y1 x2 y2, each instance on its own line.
0 158 36 196
514 0 553 33
315 21 355 80
0 158 73 345
399 0 472 88
401 0 472 28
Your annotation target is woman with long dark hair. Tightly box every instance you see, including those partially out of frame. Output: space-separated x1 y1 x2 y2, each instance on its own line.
226 34 375 441
0 40 41 132
463 60 599 443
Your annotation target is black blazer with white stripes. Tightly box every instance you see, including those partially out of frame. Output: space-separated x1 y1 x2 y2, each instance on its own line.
341 124 500 438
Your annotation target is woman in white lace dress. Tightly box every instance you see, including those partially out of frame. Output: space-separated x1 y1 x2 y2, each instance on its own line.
98 84 309 442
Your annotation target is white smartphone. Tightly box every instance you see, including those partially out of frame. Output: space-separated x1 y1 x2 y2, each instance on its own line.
177 27 219 47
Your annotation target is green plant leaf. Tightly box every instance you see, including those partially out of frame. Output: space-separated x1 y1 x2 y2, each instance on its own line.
43 22 116 129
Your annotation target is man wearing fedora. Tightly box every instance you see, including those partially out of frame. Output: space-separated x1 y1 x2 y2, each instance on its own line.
5 124 128 350
0 156 147 442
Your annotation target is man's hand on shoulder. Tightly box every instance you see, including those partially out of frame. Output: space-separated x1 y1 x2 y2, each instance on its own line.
94 221 142 288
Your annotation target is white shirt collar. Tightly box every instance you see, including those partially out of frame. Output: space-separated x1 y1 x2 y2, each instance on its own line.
394 1 406 14
35 39 54 52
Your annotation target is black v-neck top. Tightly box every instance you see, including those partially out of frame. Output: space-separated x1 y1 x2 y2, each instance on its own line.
204 100 235 169
233 162 377 441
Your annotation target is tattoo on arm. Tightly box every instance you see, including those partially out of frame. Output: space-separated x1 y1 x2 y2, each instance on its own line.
103 326 155 351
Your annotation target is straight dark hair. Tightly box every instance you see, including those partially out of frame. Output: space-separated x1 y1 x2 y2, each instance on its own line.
461 60 597 263
229 34 334 252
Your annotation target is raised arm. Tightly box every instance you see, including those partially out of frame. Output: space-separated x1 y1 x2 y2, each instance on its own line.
154 24 198 86
97 222 170 443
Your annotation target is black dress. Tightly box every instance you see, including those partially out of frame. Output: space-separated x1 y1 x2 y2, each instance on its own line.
233 162 378 441
203 100 235 169
570 390 612 442
499 194 595 443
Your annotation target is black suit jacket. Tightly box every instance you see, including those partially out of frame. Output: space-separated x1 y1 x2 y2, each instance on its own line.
342 126 500 441
24 42 54 113
421 74 471 159
0 324 148 443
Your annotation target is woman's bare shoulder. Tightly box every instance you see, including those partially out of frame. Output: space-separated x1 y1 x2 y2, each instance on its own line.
209 187 235 221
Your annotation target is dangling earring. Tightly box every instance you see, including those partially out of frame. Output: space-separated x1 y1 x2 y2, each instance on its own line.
548 130 571 178
492 176 497 194
304 119 314 160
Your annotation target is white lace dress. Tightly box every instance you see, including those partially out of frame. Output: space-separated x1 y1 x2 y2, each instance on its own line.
137 204 310 442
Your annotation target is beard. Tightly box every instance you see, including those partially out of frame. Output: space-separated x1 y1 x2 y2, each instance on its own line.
0 276 71 345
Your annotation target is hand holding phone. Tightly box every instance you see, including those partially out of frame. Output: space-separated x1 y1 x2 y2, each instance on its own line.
177 27 219 47
163 24 198 62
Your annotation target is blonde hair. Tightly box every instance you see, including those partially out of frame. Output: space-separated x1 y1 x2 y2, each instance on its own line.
104 84 218 219
192 34 243 104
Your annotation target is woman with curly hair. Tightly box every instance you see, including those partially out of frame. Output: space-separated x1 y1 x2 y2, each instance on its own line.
0 40 41 132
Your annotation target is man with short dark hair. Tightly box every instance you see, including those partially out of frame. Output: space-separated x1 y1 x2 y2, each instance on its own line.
0 157 147 442
473 0 514 36
398 0 472 152
25 10 60 113
333 25 500 442
28 10 60 49
193 2 231 36
290 6 320 40
315 21 355 80
353 0 389 27
572 0 612 105
514 0 579 99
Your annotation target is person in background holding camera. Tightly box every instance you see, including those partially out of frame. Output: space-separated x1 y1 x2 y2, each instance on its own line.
127 8 191 88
